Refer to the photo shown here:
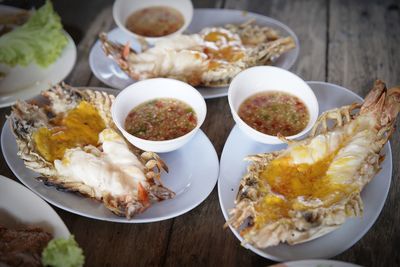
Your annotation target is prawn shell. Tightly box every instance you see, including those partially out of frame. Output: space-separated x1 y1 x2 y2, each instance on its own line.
228 80 400 248
9 83 174 219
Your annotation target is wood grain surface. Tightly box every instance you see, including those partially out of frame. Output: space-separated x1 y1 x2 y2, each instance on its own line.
327 1 400 266
0 0 399 266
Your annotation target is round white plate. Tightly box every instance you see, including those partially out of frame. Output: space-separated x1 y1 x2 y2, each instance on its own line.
269 259 362 267
1 88 219 223
89 8 299 99
0 175 70 238
0 5 77 108
218 81 392 261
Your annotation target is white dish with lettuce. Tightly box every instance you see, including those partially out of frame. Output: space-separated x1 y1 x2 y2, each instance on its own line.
0 1 76 108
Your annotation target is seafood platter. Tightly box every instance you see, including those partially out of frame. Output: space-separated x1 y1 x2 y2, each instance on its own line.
0 0 399 265
89 8 299 98
219 79 395 260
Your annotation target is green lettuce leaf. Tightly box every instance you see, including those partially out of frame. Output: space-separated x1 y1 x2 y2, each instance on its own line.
0 0 68 68
42 235 85 267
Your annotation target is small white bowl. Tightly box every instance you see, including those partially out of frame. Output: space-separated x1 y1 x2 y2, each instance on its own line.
113 0 193 43
228 66 319 145
112 78 206 153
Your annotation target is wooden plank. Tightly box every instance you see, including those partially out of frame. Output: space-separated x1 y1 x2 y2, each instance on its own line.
163 1 328 266
225 0 327 81
328 1 400 266
66 6 114 86
58 207 173 267
328 0 400 93
193 0 225 8
163 189 269 267
53 0 114 44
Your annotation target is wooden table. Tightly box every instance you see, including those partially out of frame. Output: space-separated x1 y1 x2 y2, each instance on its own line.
1 0 400 266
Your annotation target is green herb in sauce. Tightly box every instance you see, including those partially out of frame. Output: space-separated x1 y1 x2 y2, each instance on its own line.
125 98 197 141
238 91 309 136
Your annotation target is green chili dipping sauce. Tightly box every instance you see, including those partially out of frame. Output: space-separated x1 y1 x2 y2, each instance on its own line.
238 91 309 136
125 98 197 141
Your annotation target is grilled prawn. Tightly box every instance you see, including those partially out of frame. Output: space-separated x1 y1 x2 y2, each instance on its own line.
100 20 295 87
9 84 175 219
227 80 400 248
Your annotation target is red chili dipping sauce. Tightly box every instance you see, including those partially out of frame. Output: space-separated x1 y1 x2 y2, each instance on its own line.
125 6 184 37
238 91 309 136
125 98 197 141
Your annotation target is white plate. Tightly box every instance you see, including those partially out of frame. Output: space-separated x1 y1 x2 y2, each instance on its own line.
0 5 77 108
1 88 219 223
218 81 392 261
269 259 362 267
89 8 299 99
0 175 70 238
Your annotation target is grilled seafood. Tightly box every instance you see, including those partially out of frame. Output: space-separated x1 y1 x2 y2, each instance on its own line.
227 80 400 248
9 84 175 219
100 20 295 87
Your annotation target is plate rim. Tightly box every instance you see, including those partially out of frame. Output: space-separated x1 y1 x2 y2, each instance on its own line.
1 87 220 223
0 174 70 238
217 81 392 261
89 8 300 99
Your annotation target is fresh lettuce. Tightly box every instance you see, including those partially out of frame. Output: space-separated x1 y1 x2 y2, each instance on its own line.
0 0 68 68
42 235 85 267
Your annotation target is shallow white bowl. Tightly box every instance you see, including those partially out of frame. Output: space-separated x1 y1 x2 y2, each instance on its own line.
112 78 207 153
113 0 193 43
228 66 318 144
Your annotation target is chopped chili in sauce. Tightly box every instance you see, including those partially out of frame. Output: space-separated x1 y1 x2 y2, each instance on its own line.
125 98 197 141
125 6 184 37
238 91 309 136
